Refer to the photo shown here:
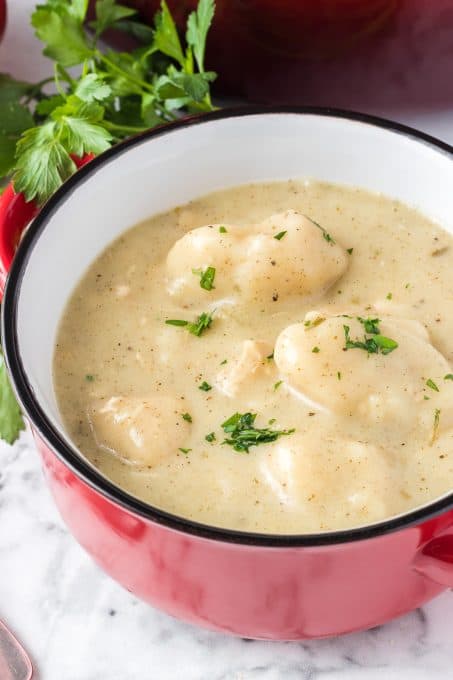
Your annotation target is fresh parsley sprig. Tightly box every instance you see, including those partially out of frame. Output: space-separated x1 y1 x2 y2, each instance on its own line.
0 0 217 205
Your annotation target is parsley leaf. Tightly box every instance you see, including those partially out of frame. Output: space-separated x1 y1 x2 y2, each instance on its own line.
165 311 213 336
274 230 287 241
426 378 439 392
444 374 453 381
342 318 398 356
308 217 336 245
153 0 186 67
219 226 227 233
74 74 112 103
193 266 216 291
221 412 295 453
91 0 137 39
31 5 93 67
178 447 191 454
0 350 25 444
199 381 212 391
205 432 216 442
186 0 215 72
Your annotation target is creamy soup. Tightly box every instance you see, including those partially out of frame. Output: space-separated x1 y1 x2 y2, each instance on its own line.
54 180 453 533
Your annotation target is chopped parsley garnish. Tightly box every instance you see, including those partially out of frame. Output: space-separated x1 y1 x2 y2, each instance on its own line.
182 412 192 423
221 412 295 453
431 408 441 444
165 311 213 337
178 447 191 455
444 374 453 381
266 352 274 360
219 226 227 233
220 359 227 365
347 248 354 255
193 266 216 291
357 317 380 334
205 432 216 442
85 374 95 382
274 380 283 390
199 381 212 391
268 418 276 425
424 395 430 400
165 319 189 327
342 317 398 356
386 292 393 300
274 230 287 241
312 346 320 354
426 378 439 392
337 371 341 380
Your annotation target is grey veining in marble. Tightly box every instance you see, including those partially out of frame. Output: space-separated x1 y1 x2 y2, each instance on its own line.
2 1 453 678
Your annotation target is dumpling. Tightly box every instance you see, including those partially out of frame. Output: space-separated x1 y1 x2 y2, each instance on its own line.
89 395 191 466
215 339 273 397
274 312 453 436
166 210 348 306
259 435 403 530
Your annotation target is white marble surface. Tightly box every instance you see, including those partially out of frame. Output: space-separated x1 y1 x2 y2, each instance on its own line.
2 2 453 679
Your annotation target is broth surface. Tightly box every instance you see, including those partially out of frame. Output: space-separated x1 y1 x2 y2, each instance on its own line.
54 180 453 533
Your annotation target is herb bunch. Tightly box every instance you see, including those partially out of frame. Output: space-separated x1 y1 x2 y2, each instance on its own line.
0 0 216 205
0 0 216 445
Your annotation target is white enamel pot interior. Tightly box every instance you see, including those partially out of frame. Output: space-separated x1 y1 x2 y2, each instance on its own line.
4 107 453 543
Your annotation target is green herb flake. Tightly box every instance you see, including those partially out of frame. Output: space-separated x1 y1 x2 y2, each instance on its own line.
266 352 274 360
444 374 453 381
205 432 216 442
386 292 393 300
220 359 227 365
178 447 192 455
312 346 320 353
165 319 189 327
199 381 212 392
347 247 353 255
219 226 227 233
268 418 276 425
193 265 216 291
85 374 95 382
182 412 192 423
166 311 213 337
323 231 335 244
337 371 341 380
426 378 439 392
274 380 283 390
274 230 287 241
424 395 430 400
221 412 295 453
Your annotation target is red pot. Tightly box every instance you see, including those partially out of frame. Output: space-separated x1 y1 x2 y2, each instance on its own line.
0 0 6 42
2 108 453 639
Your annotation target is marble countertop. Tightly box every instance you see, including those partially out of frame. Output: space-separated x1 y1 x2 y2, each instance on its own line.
2 2 453 678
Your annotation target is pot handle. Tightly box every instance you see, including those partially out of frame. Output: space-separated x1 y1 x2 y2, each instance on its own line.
414 533 453 587
0 154 95 299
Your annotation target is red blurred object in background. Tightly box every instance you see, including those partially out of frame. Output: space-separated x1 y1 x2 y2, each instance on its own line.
118 0 399 100
0 0 6 42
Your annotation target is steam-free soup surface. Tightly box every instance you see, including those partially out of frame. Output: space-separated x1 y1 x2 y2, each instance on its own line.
54 180 453 533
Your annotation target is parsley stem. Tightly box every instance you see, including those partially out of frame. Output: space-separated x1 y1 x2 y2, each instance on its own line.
103 121 150 134
97 52 155 94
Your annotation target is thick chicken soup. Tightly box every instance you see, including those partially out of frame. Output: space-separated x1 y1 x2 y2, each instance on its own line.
54 180 453 533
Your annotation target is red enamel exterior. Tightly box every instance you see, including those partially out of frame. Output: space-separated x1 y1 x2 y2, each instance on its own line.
2 115 453 638
33 431 453 638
